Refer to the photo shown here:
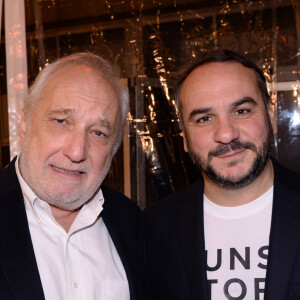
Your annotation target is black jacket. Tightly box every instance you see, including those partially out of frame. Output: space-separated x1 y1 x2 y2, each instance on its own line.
145 159 300 300
0 158 146 300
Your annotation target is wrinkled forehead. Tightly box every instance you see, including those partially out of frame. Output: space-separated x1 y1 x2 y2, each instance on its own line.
45 65 108 88
32 66 120 120
42 66 117 100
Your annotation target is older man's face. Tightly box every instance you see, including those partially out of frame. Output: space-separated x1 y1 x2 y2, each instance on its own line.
19 66 121 210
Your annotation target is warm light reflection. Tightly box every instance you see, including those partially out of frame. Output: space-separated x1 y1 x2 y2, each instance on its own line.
142 136 154 154
293 87 298 98
159 76 170 102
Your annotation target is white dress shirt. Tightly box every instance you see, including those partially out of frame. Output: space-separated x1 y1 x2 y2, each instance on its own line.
15 157 130 300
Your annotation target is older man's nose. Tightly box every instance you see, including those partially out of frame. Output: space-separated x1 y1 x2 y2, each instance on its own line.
63 131 88 163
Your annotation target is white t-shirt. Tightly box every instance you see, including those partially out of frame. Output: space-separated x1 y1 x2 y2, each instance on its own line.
204 186 273 300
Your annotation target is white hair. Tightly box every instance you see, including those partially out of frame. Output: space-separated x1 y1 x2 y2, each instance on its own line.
25 52 129 155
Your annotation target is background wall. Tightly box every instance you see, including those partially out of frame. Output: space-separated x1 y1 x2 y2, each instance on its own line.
0 0 299 208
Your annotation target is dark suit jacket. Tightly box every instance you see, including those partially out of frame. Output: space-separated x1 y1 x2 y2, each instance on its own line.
0 158 145 300
145 159 300 300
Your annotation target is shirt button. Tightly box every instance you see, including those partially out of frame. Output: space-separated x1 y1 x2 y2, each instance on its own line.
73 282 78 289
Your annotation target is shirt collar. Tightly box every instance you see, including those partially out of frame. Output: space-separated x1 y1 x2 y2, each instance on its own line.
15 155 39 211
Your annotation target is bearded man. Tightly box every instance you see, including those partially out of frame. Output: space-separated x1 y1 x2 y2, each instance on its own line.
145 49 300 300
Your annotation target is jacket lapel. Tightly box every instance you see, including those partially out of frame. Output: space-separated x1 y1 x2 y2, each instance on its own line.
175 159 300 300
177 179 210 300
0 159 44 299
101 186 142 300
265 160 300 299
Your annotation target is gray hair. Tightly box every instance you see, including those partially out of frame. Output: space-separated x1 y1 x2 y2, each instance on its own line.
25 52 129 155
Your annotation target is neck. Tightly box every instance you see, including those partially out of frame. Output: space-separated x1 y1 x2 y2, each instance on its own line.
203 159 274 207
50 205 80 232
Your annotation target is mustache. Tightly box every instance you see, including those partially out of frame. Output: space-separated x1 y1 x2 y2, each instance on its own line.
208 140 257 159
48 160 89 174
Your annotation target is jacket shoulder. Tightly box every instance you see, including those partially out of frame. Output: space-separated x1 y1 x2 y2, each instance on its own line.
272 158 300 193
150 177 203 205
101 185 142 230
145 178 204 221
0 157 20 196
102 185 141 212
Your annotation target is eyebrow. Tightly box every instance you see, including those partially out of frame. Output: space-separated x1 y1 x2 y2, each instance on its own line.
96 119 113 131
230 97 258 109
188 96 258 122
49 108 75 115
49 108 113 130
189 107 212 121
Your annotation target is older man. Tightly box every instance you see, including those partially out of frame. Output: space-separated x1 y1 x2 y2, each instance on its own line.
145 50 300 300
0 53 144 300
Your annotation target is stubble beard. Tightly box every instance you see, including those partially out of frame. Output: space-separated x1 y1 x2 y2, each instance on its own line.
186 128 274 190
20 138 113 211
38 159 112 211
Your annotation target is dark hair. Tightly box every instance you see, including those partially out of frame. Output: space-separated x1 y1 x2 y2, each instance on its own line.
175 49 270 125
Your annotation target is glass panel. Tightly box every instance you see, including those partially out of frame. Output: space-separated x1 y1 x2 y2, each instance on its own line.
277 90 300 171
131 78 201 207
143 17 214 77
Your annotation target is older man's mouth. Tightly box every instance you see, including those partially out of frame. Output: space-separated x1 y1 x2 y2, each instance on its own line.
52 165 85 175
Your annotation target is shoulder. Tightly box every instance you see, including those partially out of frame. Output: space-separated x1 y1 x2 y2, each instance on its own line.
0 157 16 177
102 185 140 211
101 186 143 244
272 158 300 192
145 178 204 223
147 178 203 210
101 185 142 223
0 157 19 196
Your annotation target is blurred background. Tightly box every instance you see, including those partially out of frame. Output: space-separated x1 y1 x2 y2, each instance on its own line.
0 0 299 208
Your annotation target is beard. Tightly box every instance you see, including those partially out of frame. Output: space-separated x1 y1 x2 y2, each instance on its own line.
20 137 113 211
186 126 274 190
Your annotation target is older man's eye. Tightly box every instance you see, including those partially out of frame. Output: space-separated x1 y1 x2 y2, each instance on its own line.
56 119 66 124
94 131 104 137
